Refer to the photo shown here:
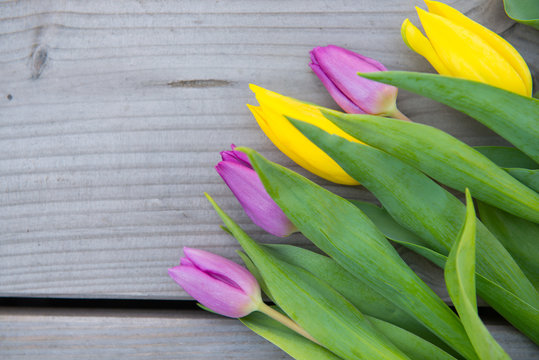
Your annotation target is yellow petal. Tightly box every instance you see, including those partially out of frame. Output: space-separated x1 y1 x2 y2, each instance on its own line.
401 18 453 76
247 104 312 173
417 8 528 96
425 0 532 96
250 84 359 143
248 85 360 185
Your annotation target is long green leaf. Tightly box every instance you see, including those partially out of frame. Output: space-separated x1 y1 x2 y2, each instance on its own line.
400 246 539 345
504 168 539 192
367 317 458 360
478 202 539 289
445 190 510 359
291 119 539 344
320 110 539 223
351 199 539 343
206 194 411 360
243 247 458 360
262 243 449 351
474 146 537 169
503 0 539 30
237 250 275 301
236 148 478 359
359 71 539 163
350 200 431 249
241 309 343 360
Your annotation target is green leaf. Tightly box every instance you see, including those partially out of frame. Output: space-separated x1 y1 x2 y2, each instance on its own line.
241 309 343 360
206 194 411 360
237 250 275 302
262 243 451 352
350 200 431 249
504 168 539 192
503 0 539 30
359 71 539 163
350 200 451 269
244 247 459 360
474 146 537 169
367 317 458 360
445 190 510 360
351 200 539 344
262 244 415 325
319 110 539 223
236 148 478 360
290 119 539 344
478 202 539 289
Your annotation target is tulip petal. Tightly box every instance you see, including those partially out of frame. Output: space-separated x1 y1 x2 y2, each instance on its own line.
168 265 256 318
425 0 532 96
401 18 453 76
250 84 359 144
247 104 314 176
220 144 253 168
310 45 398 115
309 62 366 114
249 104 358 185
216 161 297 236
180 256 194 267
183 247 257 292
248 84 360 185
417 8 528 95
220 150 252 169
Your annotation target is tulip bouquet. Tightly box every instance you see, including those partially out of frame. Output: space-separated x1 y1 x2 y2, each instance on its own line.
169 1 538 359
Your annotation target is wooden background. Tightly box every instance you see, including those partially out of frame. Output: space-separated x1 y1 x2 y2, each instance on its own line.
1 0 537 358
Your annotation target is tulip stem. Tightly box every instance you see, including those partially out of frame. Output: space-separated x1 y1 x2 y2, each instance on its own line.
390 108 412 122
257 302 320 345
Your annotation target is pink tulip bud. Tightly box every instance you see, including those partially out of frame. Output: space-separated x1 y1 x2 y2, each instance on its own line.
310 45 401 117
216 145 297 237
169 247 262 318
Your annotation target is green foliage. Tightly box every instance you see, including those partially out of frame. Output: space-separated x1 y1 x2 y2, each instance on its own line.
478 202 539 288
235 147 478 359
206 194 410 360
262 244 448 350
242 247 459 360
359 71 539 163
474 146 537 169
290 119 539 343
445 190 510 359
241 309 343 360
503 0 539 30
319 110 539 223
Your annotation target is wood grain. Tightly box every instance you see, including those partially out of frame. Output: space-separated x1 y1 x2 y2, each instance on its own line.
1 307 538 359
0 0 537 301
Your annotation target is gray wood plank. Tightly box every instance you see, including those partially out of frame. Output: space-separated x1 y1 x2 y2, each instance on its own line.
0 0 537 299
1 307 538 359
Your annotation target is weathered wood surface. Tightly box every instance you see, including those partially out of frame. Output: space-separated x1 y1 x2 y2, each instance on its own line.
1 307 537 359
1 0 538 358
2 0 537 300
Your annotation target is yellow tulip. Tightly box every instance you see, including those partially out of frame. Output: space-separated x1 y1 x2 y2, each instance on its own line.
248 84 361 185
402 0 532 96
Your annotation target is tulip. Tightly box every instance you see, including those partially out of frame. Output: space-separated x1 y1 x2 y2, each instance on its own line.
169 247 319 343
248 85 361 185
216 145 297 237
310 45 408 120
169 247 263 318
402 0 532 96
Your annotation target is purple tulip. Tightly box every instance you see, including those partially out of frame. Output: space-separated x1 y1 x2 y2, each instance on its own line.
169 247 262 318
310 45 403 118
216 145 297 237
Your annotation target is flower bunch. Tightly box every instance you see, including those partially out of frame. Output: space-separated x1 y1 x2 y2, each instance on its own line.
169 1 538 359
